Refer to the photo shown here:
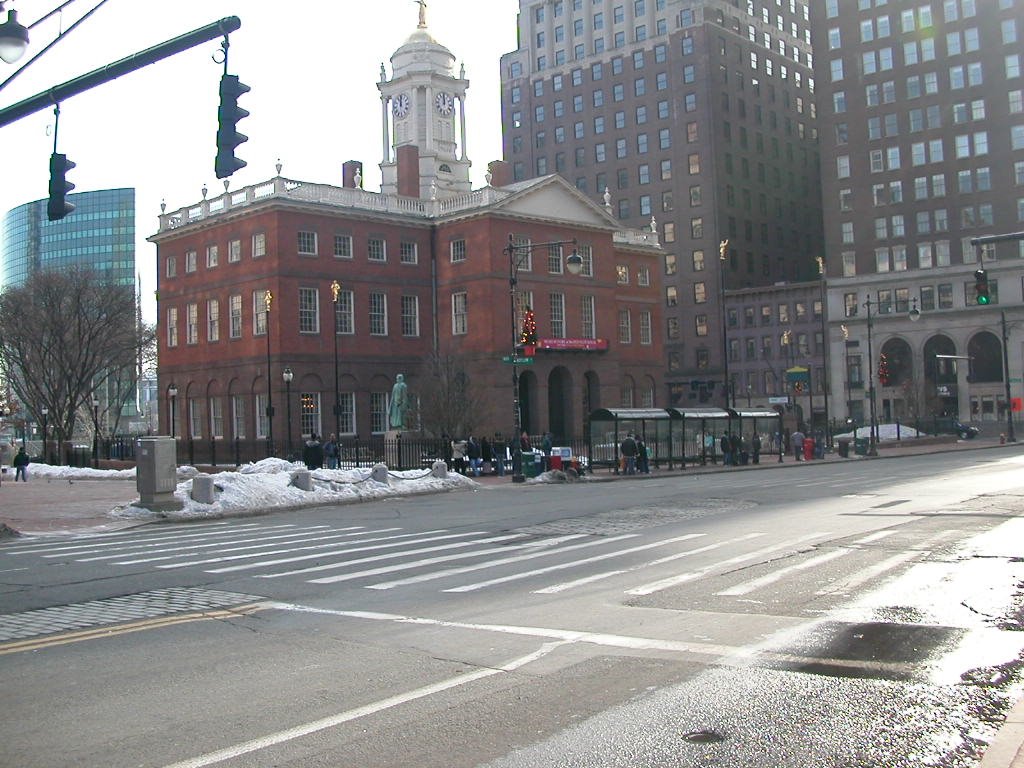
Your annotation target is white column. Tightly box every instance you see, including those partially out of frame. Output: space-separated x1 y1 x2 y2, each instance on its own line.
458 93 468 160
381 95 390 162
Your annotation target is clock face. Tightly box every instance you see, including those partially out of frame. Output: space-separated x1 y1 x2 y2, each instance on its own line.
392 93 410 119
435 91 454 115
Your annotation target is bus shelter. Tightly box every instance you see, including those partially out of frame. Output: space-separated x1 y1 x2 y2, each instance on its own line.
728 408 786 460
587 408 673 472
665 407 731 466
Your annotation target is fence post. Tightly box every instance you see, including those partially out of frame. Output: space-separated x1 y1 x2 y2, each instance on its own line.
355 436 361 469
188 438 195 466
234 436 241 466
210 437 217 467
396 433 403 470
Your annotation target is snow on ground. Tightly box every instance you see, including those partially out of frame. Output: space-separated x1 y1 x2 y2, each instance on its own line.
833 423 924 441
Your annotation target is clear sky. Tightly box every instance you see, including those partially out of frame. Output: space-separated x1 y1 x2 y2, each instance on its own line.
0 0 521 320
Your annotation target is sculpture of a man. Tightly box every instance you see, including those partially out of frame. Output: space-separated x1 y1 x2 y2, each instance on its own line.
389 373 409 430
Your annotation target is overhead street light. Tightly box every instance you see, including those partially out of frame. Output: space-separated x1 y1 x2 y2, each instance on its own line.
0 7 29 64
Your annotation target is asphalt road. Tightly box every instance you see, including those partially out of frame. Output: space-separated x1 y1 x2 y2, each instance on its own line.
3 450 1024 767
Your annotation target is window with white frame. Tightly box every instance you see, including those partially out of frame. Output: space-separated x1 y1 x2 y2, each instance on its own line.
206 244 218 268
187 398 202 438
252 232 266 259
548 243 563 274
338 392 355 434
207 299 219 342
185 250 197 273
297 230 317 256
228 239 241 263
549 292 566 337
637 266 650 286
618 309 632 343
452 292 468 335
300 392 321 437
370 392 388 434
334 234 353 259
578 244 593 276
255 394 268 438
254 290 269 335
334 289 354 334
581 295 596 338
639 310 652 345
369 292 388 336
166 255 176 277
511 234 532 271
209 397 223 438
186 303 198 344
451 238 466 263
401 295 419 337
229 294 242 338
298 287 320 333
231 395 245 438
368 237 386 262
400 240 418 264
167 307 178 347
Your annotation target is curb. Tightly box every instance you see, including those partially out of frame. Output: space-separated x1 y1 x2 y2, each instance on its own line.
980 697 1024 768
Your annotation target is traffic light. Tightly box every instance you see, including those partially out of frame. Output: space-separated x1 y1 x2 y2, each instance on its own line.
215 73 249 179
974 268 991 305
47 152 76 221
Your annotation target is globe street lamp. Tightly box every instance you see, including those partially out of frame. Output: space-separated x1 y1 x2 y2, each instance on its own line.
505 234 581 483
40 406 48 463
263 289 274 457
863 296 879 457
167 383 178 439
331 280 342 442
92 396 100 468
283 366 294 457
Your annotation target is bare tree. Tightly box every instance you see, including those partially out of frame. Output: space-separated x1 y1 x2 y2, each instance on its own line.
0 268 154 461
415 353 486 438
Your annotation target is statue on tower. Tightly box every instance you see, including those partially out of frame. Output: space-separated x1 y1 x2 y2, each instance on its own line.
415 0 427 28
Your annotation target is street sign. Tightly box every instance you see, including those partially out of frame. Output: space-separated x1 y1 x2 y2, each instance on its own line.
768 396 789 405
501 355 535 365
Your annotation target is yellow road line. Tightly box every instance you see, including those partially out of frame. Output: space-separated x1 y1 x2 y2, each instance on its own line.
0 602 268 655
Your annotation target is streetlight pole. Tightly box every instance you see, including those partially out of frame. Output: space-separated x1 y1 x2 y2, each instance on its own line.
505 234 581 483
863 296 879 456
40 406 48 463
1001 311 1017 443
264 289 274 458
168 383 177 439
331 280 341 442
719 239 731 408
283 366 294 457
92 396 99 468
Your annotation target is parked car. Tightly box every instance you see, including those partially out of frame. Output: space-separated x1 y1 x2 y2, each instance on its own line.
931 417 980 439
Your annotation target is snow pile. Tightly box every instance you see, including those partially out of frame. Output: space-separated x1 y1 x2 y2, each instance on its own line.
833 423 924 441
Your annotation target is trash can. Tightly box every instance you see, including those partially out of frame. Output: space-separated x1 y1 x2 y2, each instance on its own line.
837 439 850 458
522 452 540 478
549 455 563 471
854 437 868 456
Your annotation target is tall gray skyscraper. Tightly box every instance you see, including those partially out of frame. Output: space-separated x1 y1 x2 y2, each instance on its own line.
500 0 823 408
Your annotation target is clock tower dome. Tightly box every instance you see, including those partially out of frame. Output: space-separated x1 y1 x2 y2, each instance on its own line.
377 2 472 199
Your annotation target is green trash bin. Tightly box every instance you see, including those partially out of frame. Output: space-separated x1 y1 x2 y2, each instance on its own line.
837 439 850 458
854 437 868 456
522 452 540 478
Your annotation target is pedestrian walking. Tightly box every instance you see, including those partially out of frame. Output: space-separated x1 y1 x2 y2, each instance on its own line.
302 433 324 470
13 447 29 482
467 435 482 477
451 437 467 474
792 429 806 461
720 433 733 466
620 433 638 475
323 434 338 469
637 438 650 474
751 432 761 464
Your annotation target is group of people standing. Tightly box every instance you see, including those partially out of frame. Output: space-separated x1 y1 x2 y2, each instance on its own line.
618 433 650 475
300 433 340 470
448 435 507 477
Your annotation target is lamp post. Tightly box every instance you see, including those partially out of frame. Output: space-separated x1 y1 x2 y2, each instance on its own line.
331 280 342 441
505 234 581 483
1001 311 1017 443
92 396 100 469
0 7 30 64
719 239 731 408
264 289 274 457
40 406 48 463
863 296 879 456
283 366 294 457
167 383 178 439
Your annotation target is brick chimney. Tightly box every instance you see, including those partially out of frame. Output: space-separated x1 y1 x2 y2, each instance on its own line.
487 160 512 188
396 145 420 198
342 160 363 189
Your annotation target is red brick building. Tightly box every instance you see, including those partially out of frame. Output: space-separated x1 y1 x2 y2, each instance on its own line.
149 9 663 459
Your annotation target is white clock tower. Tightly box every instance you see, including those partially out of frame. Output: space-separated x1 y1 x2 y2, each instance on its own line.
378 1 472 199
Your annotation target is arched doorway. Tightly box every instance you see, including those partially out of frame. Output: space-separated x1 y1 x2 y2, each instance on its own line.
967 331 1002 382
923 334 958 416
879 337 914 422
547 367 574 441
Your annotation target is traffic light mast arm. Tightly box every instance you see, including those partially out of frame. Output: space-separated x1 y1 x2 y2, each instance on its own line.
0 16 241 129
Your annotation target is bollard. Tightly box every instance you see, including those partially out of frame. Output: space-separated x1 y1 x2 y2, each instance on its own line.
191 475 216 504
431 460 448 478
371 463 389 483
290 469 312 491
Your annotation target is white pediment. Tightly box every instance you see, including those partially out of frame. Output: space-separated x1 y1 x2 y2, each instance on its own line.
493 176 618 229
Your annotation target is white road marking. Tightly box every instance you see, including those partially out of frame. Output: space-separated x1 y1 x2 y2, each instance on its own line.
625 531 831 596
716 548 853 596
443 533 709 593
533 532 765 594
816 529 960 596
853 530 898 545
10 523 274 555
79 526 345 562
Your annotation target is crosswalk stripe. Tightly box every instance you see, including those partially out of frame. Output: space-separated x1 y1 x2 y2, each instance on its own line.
533 532 765 594
247 533 525 578
716 548 853 596
625 531 831 596
9 523 275 555
816 529 960 596
362 534 627 590
77 526 342 562
442 533 710 593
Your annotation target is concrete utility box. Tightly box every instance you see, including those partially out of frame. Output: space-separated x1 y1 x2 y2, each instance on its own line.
136 437 182 511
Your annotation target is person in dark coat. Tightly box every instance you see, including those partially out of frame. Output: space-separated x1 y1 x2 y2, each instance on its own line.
466 435 482 476
620 433 638 474
13 447 29 481
751 432 762 464
302 433 324 470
